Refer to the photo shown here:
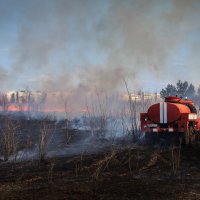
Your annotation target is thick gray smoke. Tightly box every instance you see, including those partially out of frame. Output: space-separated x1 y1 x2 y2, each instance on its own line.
0 66 7 82
0 0 200 112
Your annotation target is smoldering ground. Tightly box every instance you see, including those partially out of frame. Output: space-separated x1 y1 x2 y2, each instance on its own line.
0 113 135 162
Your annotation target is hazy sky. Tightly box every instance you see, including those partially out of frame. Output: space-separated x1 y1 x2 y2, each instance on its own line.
0 0 200 93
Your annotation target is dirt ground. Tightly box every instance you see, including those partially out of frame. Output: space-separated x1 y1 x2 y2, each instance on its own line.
0 143 200 200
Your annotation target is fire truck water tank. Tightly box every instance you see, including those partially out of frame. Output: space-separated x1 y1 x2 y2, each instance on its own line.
147 102 191 124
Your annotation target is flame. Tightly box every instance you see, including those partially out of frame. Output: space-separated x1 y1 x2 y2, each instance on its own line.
8 104 31 112
8 104 21 111
0 103 93 115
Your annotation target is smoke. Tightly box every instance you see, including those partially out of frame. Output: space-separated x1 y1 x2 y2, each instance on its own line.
0 0 199 111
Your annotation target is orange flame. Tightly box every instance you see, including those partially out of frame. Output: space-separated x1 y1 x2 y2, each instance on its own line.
0 103 92 115
7 104 30 112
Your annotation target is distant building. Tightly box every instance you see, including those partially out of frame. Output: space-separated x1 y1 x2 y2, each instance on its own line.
6 90 47 104
123 92 161 102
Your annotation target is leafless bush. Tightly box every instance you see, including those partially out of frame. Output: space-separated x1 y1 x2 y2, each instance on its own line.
85 93 109 138
0 117 19 161
63 101 72 144
92 150 117 180
123 79 140 140
74 153 84 177
0 93 9 111
39 115 55 162
123 79 161 141
48 160 55 183
170 146 181 175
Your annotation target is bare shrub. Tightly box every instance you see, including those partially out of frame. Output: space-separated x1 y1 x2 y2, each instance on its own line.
0 93 9 111
39 115 55 162
63 101 72 144
123 79 140 140
123 79 161 141
92 150 117 180
48 160 55 183
85 93 108 138
170 146 181 175
74 153 84 177
0 117 19 161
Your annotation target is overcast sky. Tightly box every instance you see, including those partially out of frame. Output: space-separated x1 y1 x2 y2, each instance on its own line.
0 0 200 93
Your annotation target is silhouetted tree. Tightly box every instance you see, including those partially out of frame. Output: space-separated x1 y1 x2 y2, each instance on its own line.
160 84 177 98
160 80 196 100
10 93 15 103
176 80 188 97
195 85 200 106
16 92 19 103
0 93 9 111
185 83 195 99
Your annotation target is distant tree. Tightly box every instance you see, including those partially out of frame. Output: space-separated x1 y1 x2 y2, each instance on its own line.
185 83 195 99
16 92 19 103
160 80 196 99
195 85 200 106
160 84 177 98
21 96 26 103
176 80 188 97
0 93 9 111
10 93 15 103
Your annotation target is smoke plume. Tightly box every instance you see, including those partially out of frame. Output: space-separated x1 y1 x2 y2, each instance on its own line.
0 0 200 112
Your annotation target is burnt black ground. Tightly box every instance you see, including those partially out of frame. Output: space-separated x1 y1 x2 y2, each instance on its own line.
0 113 200 199
0 144 200 199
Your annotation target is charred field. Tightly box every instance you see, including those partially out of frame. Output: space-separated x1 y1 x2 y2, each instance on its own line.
0 113 200 199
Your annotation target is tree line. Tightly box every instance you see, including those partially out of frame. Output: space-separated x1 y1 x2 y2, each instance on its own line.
160 80 200 105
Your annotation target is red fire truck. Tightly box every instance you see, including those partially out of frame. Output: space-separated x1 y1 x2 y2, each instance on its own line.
140 96 200 145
